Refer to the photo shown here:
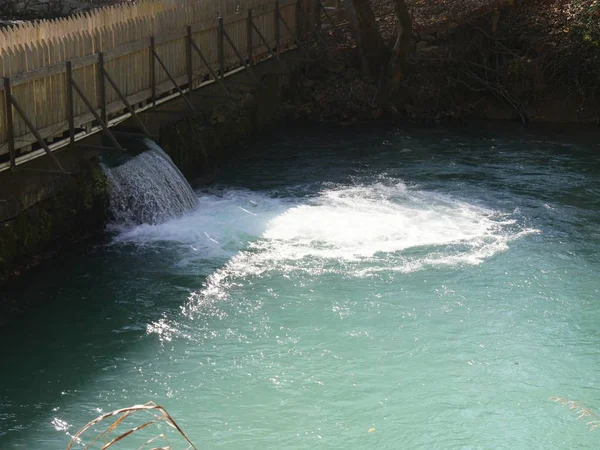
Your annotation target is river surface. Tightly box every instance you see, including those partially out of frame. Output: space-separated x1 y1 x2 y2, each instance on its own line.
1 124 599 449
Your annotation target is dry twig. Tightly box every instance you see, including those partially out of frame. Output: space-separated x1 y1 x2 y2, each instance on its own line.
66 402 197 450
550 397 600 432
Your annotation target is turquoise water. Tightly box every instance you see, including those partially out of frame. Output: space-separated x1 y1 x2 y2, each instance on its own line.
1 125 600 449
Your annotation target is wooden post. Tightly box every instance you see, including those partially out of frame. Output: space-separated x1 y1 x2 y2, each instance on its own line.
247 9 253 65
98 52 107 126
8 94 67 172
4 77 16 169
275 1 281 58
150 36 156 106
218 16 225 77
66 61 75 149
186 26 193 90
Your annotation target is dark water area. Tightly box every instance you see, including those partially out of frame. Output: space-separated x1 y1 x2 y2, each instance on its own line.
1 122 599 449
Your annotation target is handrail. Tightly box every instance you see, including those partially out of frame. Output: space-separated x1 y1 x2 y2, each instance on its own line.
0 0 310 172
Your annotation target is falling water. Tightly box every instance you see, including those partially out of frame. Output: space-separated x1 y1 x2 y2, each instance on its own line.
102 139 197 225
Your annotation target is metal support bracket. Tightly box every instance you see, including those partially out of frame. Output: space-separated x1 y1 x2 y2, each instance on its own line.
151 46 196 114
298 4 327 48
67 61 124 151
275 2 281 58
150 37 157 106
66 60 76 149
218 17 225 77
276 1 311 58
250 18 276 60
188 26 232 97
222 26 261 85
247 9 254 65
316 0 344 45
3 77 16 169
98 52 108 125
100 53 152 138
4 77 68 173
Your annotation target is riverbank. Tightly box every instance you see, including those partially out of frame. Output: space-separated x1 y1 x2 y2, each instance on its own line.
282 0 600 125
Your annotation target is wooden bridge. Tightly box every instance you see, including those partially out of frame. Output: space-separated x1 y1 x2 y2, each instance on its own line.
0 0 336 174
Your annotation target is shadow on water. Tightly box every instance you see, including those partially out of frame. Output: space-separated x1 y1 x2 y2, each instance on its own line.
0 121 599 447
0 136 201 446
0 241 198 444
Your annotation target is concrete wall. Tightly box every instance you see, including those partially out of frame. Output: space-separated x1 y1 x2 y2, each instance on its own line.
0 153 108 281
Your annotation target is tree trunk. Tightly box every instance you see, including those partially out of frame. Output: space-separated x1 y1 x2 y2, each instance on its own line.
345 0 389 77
390 0 412 82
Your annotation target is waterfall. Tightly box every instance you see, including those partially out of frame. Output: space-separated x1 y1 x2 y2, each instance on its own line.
103 139 198 226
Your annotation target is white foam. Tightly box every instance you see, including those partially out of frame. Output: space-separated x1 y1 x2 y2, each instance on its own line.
111 188 293 262
256 182 516 261
130 181 538 314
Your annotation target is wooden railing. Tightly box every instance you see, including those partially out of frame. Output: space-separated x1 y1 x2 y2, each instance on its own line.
0 0 317 173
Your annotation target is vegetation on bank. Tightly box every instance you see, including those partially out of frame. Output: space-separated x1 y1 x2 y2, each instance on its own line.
283 0 600 124
3 0 599 125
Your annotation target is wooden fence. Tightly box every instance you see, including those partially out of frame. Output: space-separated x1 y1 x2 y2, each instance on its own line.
0 0 319 173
